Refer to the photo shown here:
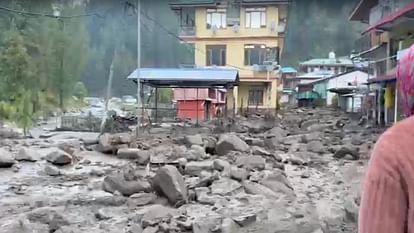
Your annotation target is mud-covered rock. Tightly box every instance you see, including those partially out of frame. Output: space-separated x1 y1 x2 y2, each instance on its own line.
117 148 150 164
216 134 249 156
16 147 38 162
102 175 151 196
0 148 15 168
152 165 187 205
45 149 72 166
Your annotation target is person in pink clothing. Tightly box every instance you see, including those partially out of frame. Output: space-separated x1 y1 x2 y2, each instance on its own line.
359 45 414 233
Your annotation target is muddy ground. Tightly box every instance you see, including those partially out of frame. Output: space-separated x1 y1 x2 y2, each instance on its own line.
0 108 381 233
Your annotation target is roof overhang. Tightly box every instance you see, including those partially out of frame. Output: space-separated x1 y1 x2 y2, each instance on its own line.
349 0 378 22
127 68 239 88
367 73 396 84
170 0 217 9
241 0 290 6
364 2 414 34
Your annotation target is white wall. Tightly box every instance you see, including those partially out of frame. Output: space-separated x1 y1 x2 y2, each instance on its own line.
326 71 368 106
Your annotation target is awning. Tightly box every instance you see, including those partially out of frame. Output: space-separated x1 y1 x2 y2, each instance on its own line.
367 73 396 84
127 68 239 88
364 2 414 34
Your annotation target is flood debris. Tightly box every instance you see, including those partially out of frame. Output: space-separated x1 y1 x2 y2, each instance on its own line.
0 108 382 232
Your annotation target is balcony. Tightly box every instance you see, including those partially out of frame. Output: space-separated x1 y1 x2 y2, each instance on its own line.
179 26 196 37
354 33 372 54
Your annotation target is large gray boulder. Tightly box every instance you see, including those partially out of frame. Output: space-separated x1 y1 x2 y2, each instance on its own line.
97 133 114 153
45 149 72 166
306 141 324 154
102 175 151 196
211 178 243 196
185 160 214 176
117 148 150 164
242 180 278 199
260 171 295 197
16 147 38 162
0 148 15 168
230 167 249 181
152 165 187 205
235 155 266 170
333 146 359 160
216 134 249 156
184 134 204 147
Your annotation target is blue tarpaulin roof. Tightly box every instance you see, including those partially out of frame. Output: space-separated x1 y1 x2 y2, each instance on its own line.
127 68 239 88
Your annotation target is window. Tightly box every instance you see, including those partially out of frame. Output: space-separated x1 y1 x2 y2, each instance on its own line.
206 9 227 29
248 88 264 106
244 45 279 66
206 45 226 66
245 8 266 28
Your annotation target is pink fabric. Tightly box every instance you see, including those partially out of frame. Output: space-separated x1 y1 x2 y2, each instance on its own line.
397 44 414 117
359 116 414 233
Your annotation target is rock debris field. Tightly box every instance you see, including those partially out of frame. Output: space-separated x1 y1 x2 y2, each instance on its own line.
0 108 383 233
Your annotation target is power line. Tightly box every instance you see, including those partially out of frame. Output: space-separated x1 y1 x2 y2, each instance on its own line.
139 9 251 71
0 5 105 19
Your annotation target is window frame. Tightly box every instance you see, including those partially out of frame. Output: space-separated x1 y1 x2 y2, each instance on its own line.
248 88 264 106
244 44 267 66
245 7 267 29
206 8 227 29
206 45 227 66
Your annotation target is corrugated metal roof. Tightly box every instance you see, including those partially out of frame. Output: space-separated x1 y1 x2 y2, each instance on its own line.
170 0 216 7
242 0 290 5
280 67 298 74
127 68 239 88
300 58 354 66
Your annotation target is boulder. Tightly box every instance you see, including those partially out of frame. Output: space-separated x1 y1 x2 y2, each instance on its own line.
300 119 319 130
141 205 179 228
235 155 266 170
216 134 249 156
0 148 15 168
244 137 265 147
204 136 217 154
264 137 281 149
195 187 224 205
185 160 214 176
301 132 320 143
246 120 274 134
44 165 61 176
127 193 157 207
344 197 359 222
97 133 114 153
102 175 151 196
16 147 38 162
230 167 249 181
152 165 187 205
45 149 72 166
265 127 287 138
221 218 240 233
117 148 150 164
251 146 271 156
211 178 243 196
306 141 324 154
213 159 230 172
242 180 278 199
260 171 294 197
184 134 204 147
333 146 359 160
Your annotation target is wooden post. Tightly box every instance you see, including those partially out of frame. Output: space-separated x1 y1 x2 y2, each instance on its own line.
155 87 158 123
196 88 199 125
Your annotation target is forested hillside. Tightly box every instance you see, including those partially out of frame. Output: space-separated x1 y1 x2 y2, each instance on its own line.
0 0 363 127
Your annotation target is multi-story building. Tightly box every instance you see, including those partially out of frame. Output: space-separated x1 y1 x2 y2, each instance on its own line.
349 0 414 125
170 0 289 113
299 52 355 75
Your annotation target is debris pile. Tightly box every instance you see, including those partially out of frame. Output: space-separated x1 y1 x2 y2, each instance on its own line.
0 108 380 232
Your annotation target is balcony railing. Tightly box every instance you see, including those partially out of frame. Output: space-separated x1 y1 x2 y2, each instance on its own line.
179 26 196 37
354 33 372 54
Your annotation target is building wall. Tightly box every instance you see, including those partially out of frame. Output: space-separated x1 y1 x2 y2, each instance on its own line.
174 88 209 100
194 40 279 77
194 6 282 39
326 71 369 105
190 5 285 111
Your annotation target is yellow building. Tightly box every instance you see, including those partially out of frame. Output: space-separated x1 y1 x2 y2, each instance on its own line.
170 0 289 113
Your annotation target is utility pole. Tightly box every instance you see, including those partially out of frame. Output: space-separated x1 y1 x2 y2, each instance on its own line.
59 18 65 112
136 0 142 138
